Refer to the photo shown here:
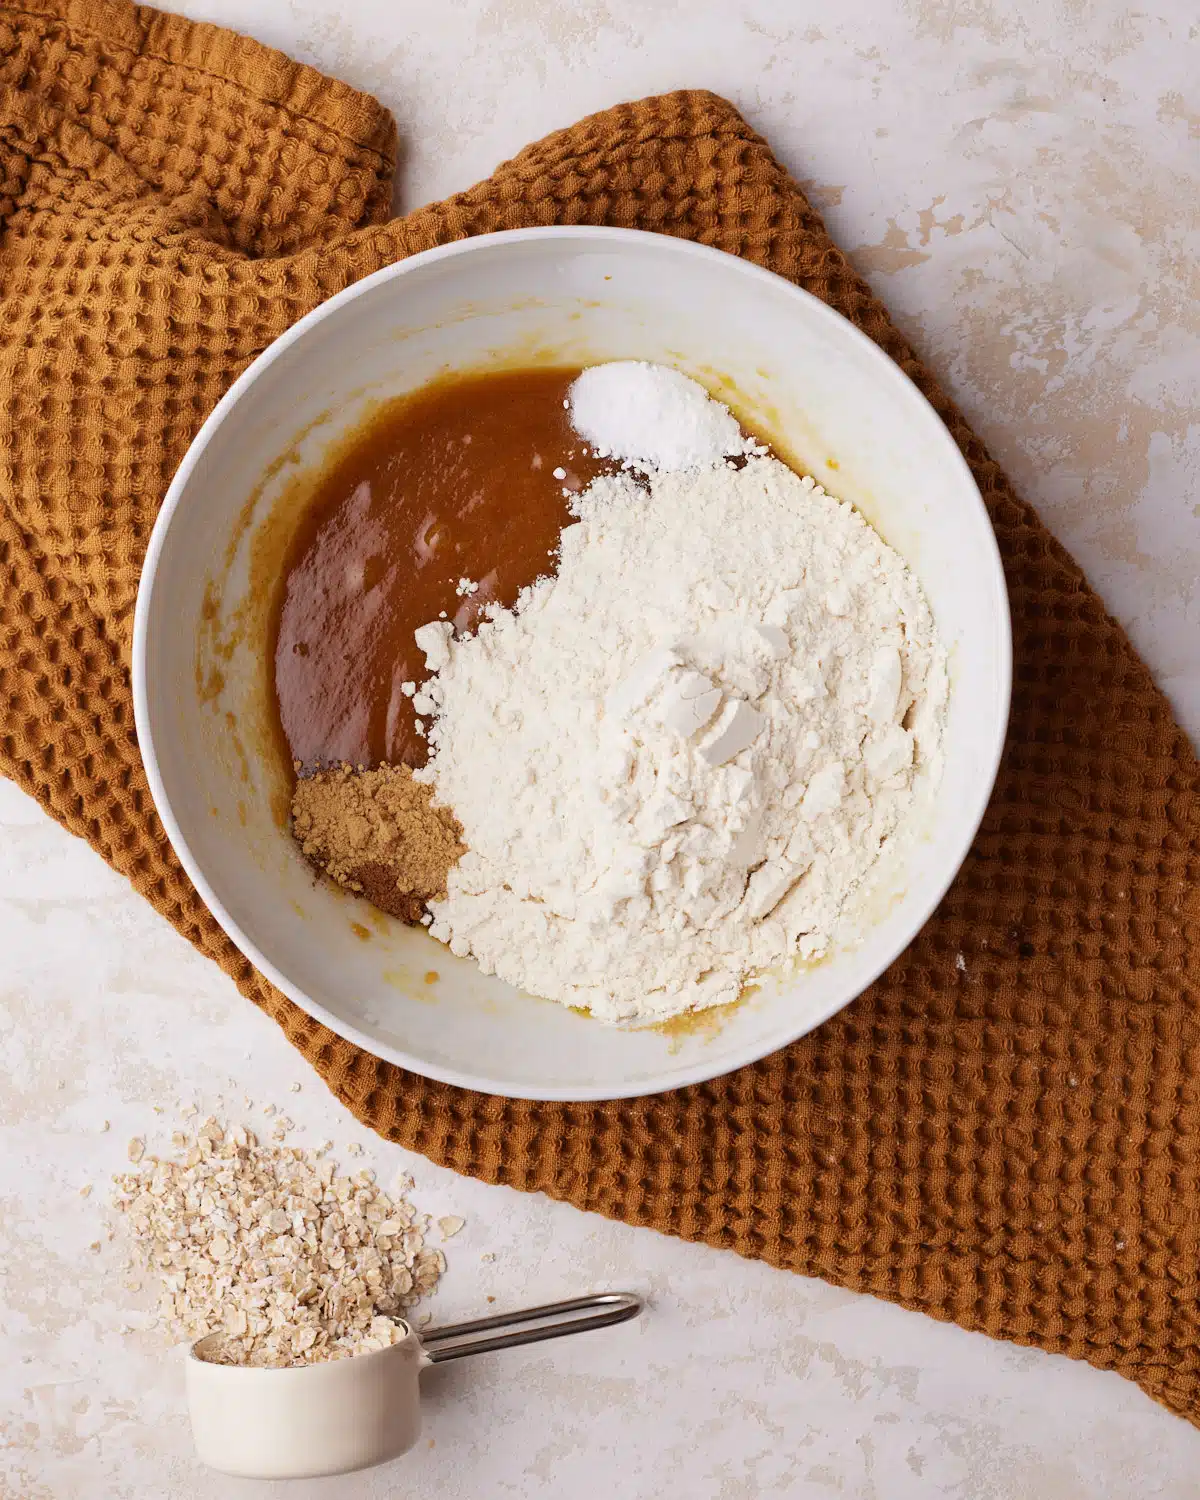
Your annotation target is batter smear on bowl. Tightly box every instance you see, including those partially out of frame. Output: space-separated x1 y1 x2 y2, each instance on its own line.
272 362 946 1023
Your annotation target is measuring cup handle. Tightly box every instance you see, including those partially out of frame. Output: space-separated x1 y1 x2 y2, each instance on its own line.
420 1291 642 1364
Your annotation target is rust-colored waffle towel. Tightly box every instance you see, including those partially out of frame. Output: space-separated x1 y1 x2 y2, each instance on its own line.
3 0 1200 1424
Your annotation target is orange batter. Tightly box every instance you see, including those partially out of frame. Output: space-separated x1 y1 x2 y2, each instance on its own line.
273 368 611 770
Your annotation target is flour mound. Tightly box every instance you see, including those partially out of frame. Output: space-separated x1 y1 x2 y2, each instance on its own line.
414 457 946 1023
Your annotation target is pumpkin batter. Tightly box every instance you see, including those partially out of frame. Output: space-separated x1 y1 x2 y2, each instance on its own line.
273 368 611 772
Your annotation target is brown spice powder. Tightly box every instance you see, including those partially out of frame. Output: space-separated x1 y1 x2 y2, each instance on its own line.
291 763 465 924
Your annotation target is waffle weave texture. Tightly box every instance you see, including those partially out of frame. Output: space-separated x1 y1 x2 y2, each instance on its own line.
3 0 1199 1425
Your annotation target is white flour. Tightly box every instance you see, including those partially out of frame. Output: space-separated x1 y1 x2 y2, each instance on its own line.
414 453 946 1023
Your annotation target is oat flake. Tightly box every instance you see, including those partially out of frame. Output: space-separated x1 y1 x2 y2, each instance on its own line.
111 1116 456 1367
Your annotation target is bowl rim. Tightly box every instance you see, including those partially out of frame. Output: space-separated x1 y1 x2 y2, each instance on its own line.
132 224 1012 1101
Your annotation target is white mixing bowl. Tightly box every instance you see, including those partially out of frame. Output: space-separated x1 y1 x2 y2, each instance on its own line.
133 227 1010 1101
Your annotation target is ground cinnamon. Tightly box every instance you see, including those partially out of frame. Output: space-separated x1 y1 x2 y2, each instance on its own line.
291 763 465 923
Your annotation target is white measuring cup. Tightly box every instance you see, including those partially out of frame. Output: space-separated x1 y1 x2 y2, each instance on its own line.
185 1291 642 1478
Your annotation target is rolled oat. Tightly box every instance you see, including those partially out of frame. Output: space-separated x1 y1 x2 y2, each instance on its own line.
111 1116 454 1367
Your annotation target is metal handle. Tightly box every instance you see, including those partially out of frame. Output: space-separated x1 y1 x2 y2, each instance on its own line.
420 1291 642 1365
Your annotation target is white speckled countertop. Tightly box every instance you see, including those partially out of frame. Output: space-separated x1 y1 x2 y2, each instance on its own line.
3 2 1198 1495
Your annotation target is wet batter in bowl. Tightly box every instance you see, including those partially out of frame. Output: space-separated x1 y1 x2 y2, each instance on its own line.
273 368 612 918
274 368 610 773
